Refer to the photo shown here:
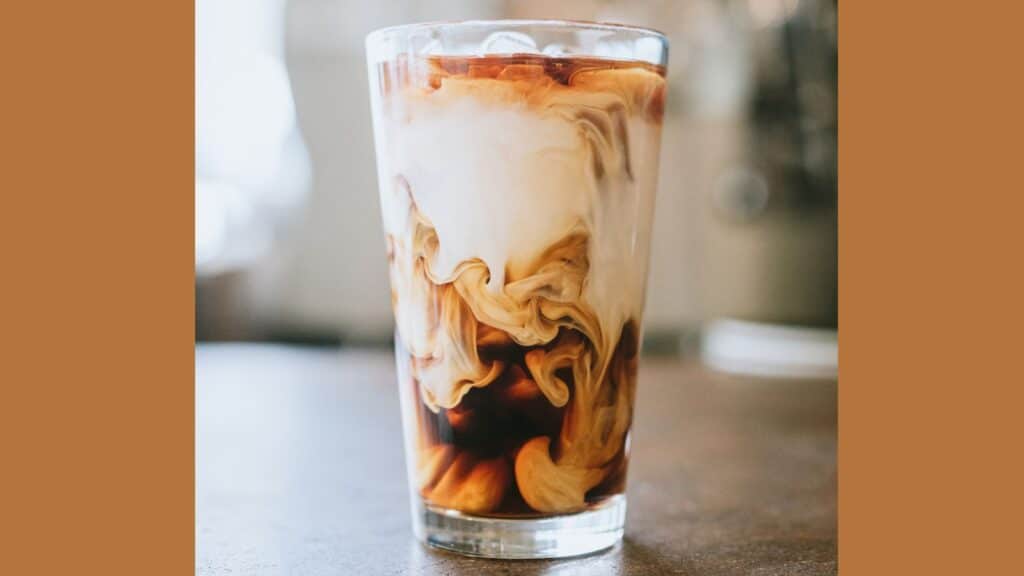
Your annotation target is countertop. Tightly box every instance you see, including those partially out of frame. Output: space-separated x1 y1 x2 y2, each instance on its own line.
197 344 836 575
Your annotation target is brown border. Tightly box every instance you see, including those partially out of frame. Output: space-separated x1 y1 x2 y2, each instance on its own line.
7 0 1020 573
839 2 1022 574
6 2 194 573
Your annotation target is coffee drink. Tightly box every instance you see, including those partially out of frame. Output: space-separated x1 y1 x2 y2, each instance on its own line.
373 53 665 517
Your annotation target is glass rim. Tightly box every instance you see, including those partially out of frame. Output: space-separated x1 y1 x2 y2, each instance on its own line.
365 18 669 46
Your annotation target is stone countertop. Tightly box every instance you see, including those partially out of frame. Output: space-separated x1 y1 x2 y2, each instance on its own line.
197 344 836 575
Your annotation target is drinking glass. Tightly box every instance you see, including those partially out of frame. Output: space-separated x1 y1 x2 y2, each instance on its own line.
365 19 668 559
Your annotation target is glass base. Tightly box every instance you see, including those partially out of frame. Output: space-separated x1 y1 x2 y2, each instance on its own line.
413 494 626 559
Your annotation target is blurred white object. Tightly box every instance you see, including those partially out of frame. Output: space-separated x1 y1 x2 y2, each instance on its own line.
195 0 310 275
701 319 837 379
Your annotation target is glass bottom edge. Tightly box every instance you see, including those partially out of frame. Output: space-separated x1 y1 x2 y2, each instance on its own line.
413 494 626 560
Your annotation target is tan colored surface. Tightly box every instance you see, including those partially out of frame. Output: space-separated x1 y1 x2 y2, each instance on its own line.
197 344 836 574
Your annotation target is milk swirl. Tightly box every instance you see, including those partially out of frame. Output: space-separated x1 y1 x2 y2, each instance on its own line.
373 55 665 514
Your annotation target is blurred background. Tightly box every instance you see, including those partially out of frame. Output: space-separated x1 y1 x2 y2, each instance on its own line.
196 0 836 378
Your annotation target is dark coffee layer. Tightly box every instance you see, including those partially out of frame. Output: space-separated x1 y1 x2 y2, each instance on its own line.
408 322 638 517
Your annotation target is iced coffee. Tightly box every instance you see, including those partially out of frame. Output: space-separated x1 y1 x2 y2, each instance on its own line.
371 52 665 518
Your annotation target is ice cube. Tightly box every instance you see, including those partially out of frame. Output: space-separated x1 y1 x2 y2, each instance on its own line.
417 39 443 56
542 43 574 57
409 30 442 56
480 31 539 55
594 41 632 60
